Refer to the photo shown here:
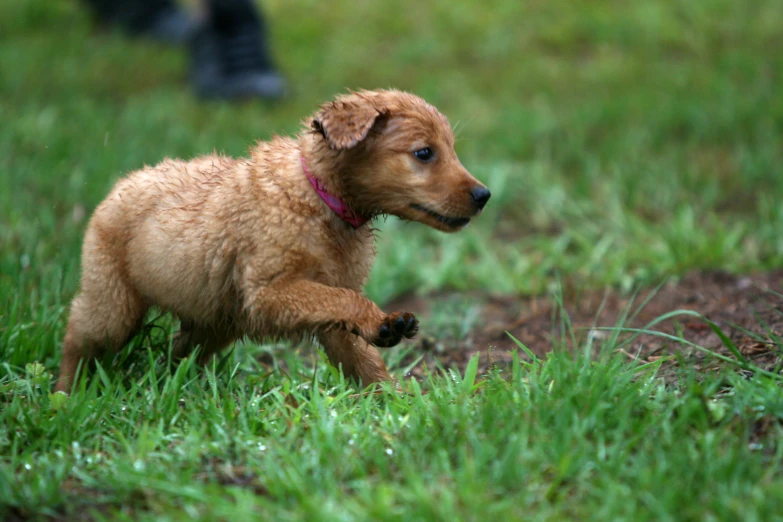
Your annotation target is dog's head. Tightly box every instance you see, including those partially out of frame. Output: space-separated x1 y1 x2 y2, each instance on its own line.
309 90 490 232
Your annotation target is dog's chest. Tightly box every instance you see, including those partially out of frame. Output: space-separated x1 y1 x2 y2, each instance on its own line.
316 224 375 290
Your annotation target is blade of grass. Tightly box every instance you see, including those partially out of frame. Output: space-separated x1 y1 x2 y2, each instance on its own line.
592 325 780 380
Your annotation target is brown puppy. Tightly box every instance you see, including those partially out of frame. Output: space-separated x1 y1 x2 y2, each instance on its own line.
56 89 490 393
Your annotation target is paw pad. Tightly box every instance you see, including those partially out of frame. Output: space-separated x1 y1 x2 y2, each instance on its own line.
374 312 418 348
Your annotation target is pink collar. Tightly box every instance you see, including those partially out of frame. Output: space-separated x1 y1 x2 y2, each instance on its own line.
301 156 369 229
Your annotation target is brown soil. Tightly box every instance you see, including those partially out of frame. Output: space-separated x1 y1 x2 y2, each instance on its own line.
386 271 783 380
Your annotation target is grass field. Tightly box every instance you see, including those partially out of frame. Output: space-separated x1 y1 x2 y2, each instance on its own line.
2 0 783 519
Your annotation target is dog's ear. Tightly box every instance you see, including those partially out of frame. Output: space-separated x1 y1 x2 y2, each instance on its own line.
312 99 386 150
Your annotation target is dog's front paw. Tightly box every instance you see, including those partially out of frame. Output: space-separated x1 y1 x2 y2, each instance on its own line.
372 312 419 348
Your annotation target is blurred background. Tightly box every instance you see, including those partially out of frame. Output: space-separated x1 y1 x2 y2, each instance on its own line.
1 0 782 367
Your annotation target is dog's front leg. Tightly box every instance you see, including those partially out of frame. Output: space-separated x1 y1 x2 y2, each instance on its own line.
247 280 418 348
318 330 391 385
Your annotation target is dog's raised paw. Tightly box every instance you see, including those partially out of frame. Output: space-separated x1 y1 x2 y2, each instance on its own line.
373 312 418 348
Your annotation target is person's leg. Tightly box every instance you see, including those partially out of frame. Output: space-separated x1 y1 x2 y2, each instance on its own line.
80 0 195 44
190 0 286 100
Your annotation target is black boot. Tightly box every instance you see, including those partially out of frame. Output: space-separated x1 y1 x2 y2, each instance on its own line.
80 0 196 44
190 0 286 100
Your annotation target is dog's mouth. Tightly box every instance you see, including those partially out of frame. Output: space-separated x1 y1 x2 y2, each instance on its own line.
410 203 471 229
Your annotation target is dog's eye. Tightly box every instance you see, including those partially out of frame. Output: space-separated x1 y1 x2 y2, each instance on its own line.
413 147 434 162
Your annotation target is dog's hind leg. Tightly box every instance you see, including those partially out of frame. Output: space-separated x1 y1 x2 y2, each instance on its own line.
318 330 390 385
56 239 146 393
57 292 146 393
171 321 236 364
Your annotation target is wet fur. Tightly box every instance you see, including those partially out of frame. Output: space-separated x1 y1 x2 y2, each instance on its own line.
56 89 488 392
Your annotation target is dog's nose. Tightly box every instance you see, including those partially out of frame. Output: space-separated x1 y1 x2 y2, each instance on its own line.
470 186 491 210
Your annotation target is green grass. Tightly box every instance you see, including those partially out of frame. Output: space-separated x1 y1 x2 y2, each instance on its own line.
2 0 783 519
3 341 783 520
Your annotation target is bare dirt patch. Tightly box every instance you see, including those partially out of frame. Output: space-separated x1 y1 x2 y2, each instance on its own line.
386 271 783 379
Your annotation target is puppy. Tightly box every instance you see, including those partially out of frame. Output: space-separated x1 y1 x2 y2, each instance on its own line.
56 89 490 392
